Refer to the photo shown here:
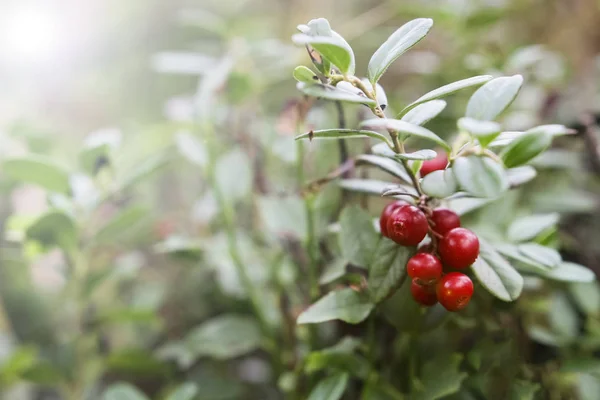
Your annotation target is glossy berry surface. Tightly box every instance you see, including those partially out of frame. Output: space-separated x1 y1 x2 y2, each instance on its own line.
438 227 480 269
419 151 448 177
379 201 407 237
386 205 429 246
407 253 443 284
410 279 438 306
431 208 461 236
436 272 474 311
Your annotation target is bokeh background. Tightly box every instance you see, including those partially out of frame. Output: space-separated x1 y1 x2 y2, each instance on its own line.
1 0 600 399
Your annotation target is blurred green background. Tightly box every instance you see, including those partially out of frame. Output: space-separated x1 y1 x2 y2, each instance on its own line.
1 0 600 399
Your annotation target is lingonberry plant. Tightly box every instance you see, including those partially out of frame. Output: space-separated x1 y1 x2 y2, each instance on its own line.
290 16 597 398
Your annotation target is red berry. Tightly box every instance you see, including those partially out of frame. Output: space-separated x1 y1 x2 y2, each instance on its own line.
436 272 474 311
379 201 407 237
420 151 448 177
386 205 429 246
431 208 461 236
411 279 438 306
438 228 480 269
407 253 443 284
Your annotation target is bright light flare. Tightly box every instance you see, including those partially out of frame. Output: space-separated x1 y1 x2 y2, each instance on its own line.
2 7 67 63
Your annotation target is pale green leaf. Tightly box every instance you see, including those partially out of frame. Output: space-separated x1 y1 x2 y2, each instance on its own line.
166 383 198 400
518 243 561 268
356 154 411 183
399 75 492 117
368 238 413 303
102 383 149 400
292 31 355 74
401 100 447 126
507 213 559 242
360 118 450 150
412 353 467 400
421 169 457 198
542 262 595 283
452 156 508 198
2 156 71 194
308 373 349 400
293 65 318 83
472 240 524 301
466 75 523 121
367 18 433 84
500 131 553 168
297 288 374 324
339 205 380 267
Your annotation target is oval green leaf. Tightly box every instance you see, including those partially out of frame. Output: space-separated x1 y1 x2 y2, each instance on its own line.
308 373 349 400
3 156 71 194
457 117 501 146
543 262 595 283
292 33 355 75
355 154 412 182
452 155 508 198
518 243 561 268
367 18 433 84
472 242 524 301
368 238 413 303
500 131 553 168
401 100 447 126
507 213 559 242
297 288 374 324
293 65 318 83
466 75 524 121
421 169 458 198
399 75 492 117
360 118 450 150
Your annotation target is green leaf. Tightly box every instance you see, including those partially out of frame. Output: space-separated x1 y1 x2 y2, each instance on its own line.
102 383 149 400
542 262 595 283
507 213 559 242
506 166 537 187
26 210 76 249
472 240 524 301
297 288 374 324
398 75 493 117
166 383 199 400
183 315 261 360
549 291 578 339
94 206 148 244
412 353 467 400
526 124 575 137
293 66 318 83
339 206 380 268
494 243 548 272
518 243 561 268
466 75 523 121
175 131 207 166
452 155 508 198
304 337 368 377
295 129 391 146
319 259 348 285
395 149 437 161
500 131 553 168
215 148 252 201
292 30 355 74
308 373 349 400
2 156 71 194
421 169 457 198
355 154 411 183
401 100 447 126
457 117 501 146
509 380 540 400
297 82 376 105
570 282 600 315
360 119 450 151
367 18 433 84
368 238 413 303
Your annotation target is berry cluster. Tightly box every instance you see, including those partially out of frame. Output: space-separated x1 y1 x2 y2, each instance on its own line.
379 200 479 312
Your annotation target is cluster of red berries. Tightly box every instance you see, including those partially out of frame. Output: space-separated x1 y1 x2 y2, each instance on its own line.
379 201 479 311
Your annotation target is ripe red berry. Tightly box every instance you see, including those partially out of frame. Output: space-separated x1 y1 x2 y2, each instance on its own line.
411 279 438 306
420 151 448 177
386 205 429 246
379 201 407 237
407 253 443 284
431 208 461 236
436 272 474 311
438 227 480 269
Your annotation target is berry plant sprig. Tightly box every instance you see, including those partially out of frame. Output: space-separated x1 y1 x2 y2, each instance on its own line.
292 17 593 322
